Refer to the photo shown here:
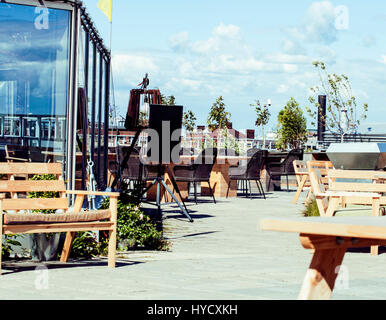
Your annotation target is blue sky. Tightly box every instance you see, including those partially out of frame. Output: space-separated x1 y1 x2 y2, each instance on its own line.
83 0 386 135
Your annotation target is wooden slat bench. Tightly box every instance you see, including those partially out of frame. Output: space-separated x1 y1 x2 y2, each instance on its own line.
292 160 333 204
307 164 383 218
308 165 386 255
0 162 119 274
328 169 386 207
260 216 386 299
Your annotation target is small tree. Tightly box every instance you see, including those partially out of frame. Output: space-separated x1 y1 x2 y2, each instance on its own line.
250 100 270 148
183 110 197 134
276 97 308 150
207 96 231 132
183 110 196 148
306 61 368 143
161 94 176 106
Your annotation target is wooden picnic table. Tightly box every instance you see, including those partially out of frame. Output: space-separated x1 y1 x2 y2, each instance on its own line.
108 151 289 200
260 216 386 299
146 155 247 201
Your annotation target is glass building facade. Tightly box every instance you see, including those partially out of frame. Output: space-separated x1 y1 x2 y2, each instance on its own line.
0 0 111 191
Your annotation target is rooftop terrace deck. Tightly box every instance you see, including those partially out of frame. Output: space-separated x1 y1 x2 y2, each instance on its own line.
0 189 384 300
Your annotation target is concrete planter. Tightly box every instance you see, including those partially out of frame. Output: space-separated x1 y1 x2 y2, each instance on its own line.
30 233 62 262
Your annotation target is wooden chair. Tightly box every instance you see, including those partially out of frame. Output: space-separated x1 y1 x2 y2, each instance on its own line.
292 160 312 204
307 160 333 188
260 216 386 299
293 159 333 204
0 162 119 274
173 148 218 204
227 149 267 199
267 149 304 192
5 145 30 163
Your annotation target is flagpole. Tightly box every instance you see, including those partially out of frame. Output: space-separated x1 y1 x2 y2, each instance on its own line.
109 5 117 129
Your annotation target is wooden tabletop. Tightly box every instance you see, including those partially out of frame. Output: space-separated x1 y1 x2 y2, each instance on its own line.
260 216 386 240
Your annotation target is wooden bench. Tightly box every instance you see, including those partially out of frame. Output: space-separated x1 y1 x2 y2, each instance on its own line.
292 160 312 204
260 216 386 299
293 160 333 205
328 169 386 207
0 162 119 274
307 164 382 217
306 165 386 255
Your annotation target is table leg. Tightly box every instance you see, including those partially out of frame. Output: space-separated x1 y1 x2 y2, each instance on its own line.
305 189 312 204
325 197 340 217
201 162 236 197
298 247 347 300
371 197 381 256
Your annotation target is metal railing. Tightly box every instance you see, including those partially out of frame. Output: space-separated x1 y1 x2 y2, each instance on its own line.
317 132 386 149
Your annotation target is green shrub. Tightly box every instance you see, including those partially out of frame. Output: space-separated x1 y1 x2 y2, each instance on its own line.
1 235 22 260
70 191 169 258
70 232 106 259
102 198 169 251
302 198 320 217
28 174 59 214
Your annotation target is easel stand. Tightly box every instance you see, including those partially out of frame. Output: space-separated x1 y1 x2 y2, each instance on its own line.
111 131 193 222
141 164 193 222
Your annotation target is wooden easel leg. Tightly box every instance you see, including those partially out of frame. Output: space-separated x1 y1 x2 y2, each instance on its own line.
60 232 76 263
298 247 346 300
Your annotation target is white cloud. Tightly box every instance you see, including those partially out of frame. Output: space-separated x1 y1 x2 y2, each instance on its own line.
304 1 337 44
282 64 298 73
212 23 241 39
282 39 307 55
168 31 190 52
266 53 310 65
362 35 376 47
276 84 289 93
381 56 386 64
112 53 159 86
285 1 339 46
314 46 337 64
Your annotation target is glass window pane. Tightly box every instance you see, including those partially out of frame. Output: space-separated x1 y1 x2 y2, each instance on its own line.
0 3 71 163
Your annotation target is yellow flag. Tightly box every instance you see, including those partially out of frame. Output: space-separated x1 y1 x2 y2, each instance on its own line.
98 0 113 22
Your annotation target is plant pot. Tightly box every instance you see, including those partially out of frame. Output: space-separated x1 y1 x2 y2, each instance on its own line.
30 233 61 262
118 238 137 251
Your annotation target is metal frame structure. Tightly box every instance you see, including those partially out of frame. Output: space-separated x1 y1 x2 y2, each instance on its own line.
1 0 112 192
